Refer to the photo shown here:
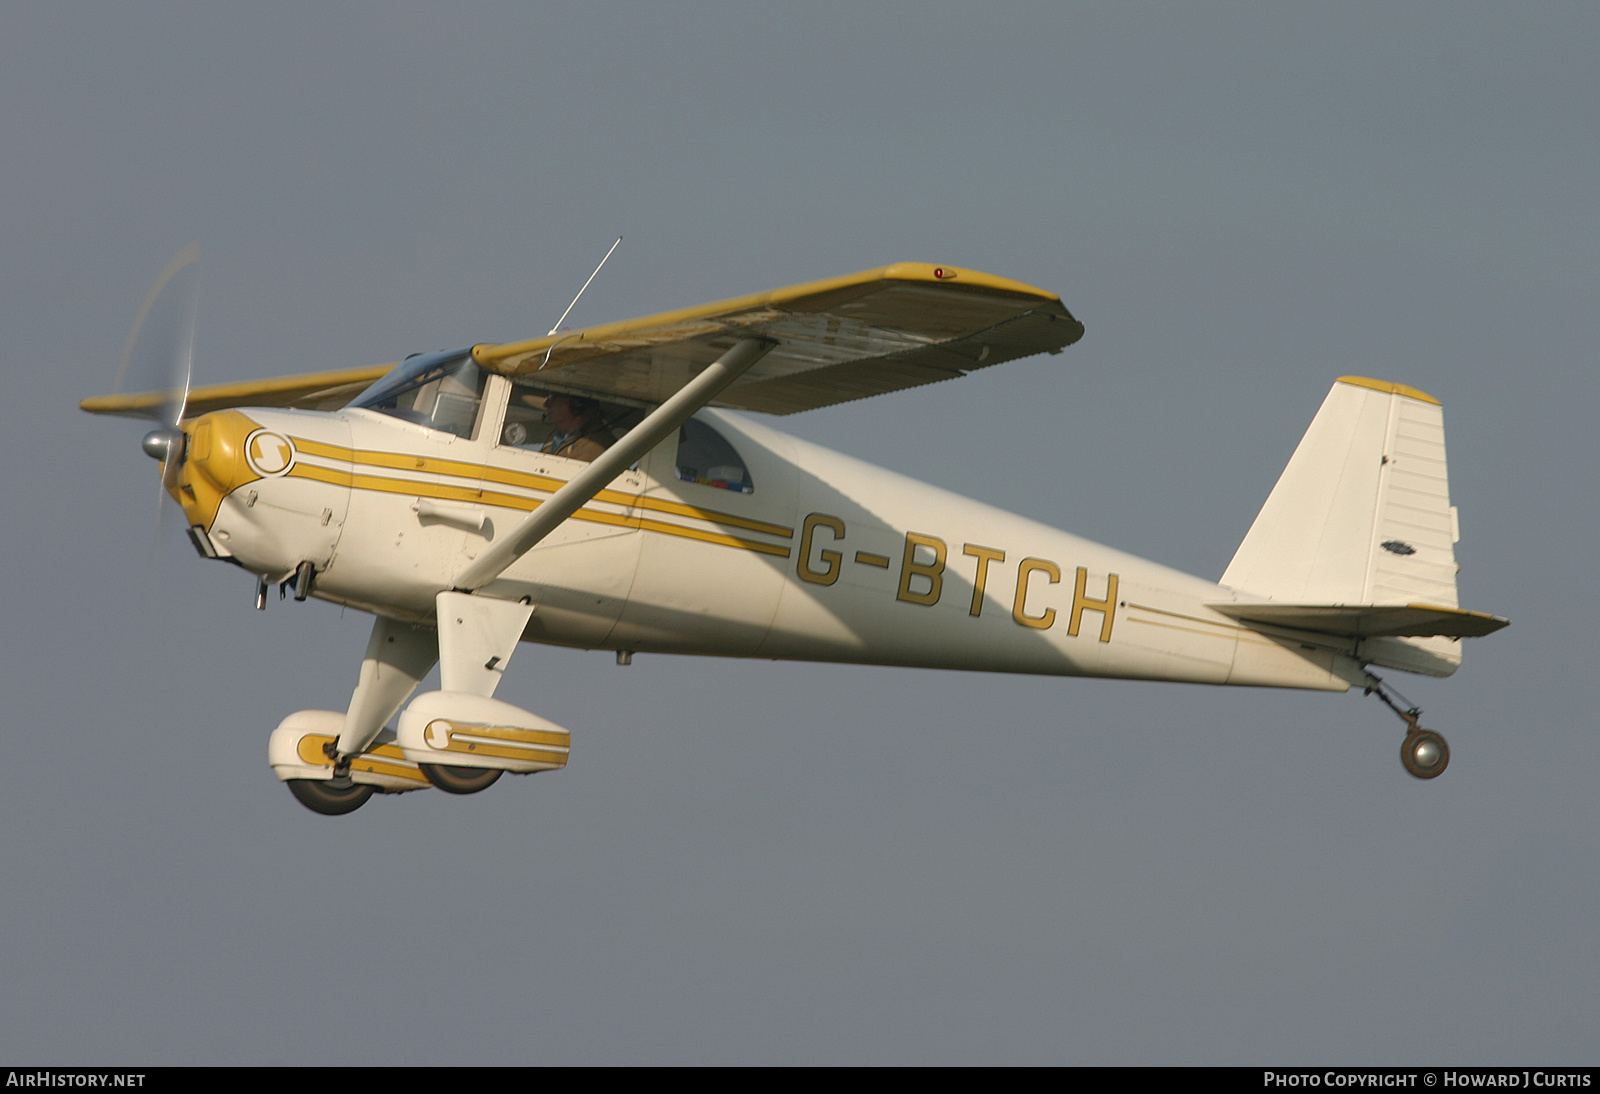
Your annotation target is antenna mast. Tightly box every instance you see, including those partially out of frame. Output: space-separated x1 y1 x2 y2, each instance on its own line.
548 236 622 336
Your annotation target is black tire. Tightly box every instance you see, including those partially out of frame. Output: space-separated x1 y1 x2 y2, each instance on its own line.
419 763 503 795
1400 729 1450 780
288 778 375 815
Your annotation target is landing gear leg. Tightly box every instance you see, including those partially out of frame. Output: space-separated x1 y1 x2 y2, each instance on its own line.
1365 674 1450 779
334 616 439 761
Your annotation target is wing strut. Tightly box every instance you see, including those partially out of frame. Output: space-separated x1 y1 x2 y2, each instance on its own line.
453 336 777 591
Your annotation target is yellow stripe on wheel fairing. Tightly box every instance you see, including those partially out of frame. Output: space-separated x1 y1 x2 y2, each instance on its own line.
295 734 431 785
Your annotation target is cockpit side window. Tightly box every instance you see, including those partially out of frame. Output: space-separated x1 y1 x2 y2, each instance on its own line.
348 349 487 439
676 417 753 494
498 383 560 452
499 379 642 464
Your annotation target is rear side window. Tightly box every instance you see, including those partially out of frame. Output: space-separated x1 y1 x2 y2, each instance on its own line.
676 418 753 494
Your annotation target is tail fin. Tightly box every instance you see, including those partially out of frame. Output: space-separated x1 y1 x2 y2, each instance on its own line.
1220 377 1472 676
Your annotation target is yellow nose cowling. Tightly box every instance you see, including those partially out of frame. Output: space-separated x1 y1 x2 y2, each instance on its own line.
170 409 262 529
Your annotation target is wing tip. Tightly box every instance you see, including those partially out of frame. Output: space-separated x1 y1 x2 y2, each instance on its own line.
80 392 161 417
878 262 1060 301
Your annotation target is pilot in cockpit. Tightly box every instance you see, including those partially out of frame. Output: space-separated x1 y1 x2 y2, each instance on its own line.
541 394 617 462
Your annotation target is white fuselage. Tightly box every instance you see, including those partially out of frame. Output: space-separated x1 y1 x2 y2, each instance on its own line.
197 375 1362 694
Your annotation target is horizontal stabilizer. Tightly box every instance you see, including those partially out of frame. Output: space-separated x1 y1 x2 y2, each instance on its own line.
1210 601 1509 639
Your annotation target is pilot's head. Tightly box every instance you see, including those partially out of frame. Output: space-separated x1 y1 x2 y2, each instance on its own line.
545 394 597 433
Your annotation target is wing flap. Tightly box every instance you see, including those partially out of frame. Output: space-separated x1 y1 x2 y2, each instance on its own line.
1210 601 1510 638
472 263 1083 415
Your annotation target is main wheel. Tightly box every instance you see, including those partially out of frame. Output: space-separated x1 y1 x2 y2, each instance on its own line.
419 763 503 795
288 778 375 815
1400 729 1450 780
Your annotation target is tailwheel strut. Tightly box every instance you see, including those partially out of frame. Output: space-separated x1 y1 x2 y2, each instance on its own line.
1365 674 1450 780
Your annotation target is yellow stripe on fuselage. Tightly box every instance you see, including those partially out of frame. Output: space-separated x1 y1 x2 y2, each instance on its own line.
292 435 792 536
284 436 794 558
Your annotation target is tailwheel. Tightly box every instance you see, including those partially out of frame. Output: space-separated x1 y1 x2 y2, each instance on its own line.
1400 729 1450 780
1366 673 1452 781
418 763 502 795
287 778 375 815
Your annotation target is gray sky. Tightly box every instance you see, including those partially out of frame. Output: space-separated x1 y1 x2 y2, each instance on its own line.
3 2 1595 1064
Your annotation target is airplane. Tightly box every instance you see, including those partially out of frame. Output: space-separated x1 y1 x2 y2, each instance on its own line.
81 259 1509 815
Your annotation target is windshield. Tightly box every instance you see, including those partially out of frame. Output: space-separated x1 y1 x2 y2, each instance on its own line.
348 348 486 438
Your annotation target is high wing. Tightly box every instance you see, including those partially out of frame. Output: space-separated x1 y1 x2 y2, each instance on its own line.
472 262 1083 414
80 364 393 420
81 262 1080 421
